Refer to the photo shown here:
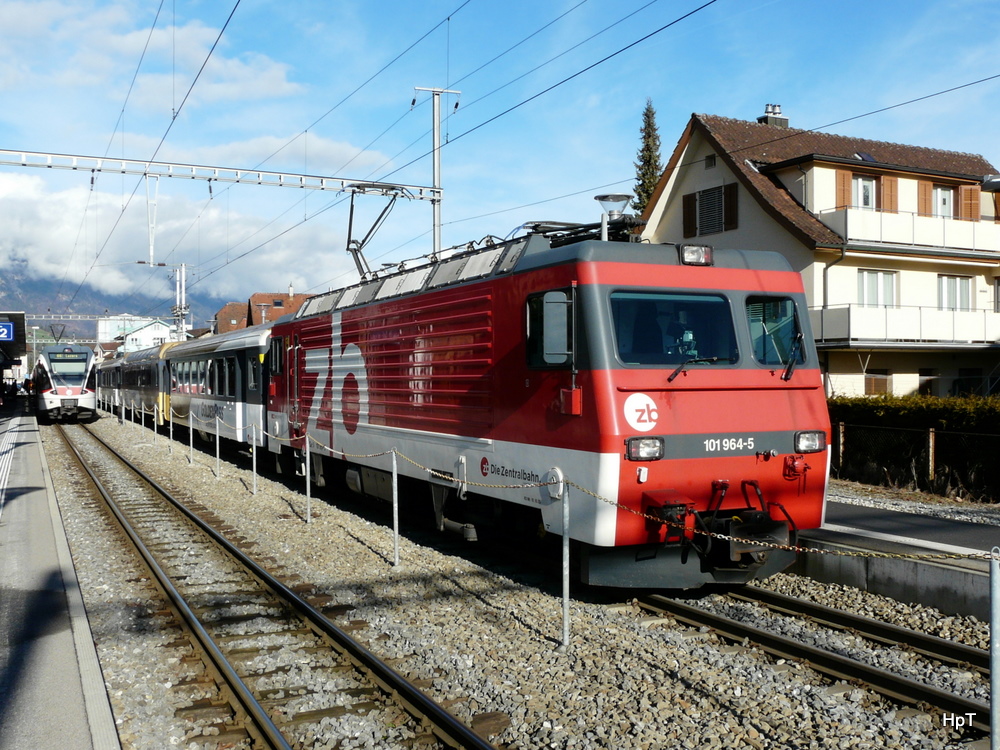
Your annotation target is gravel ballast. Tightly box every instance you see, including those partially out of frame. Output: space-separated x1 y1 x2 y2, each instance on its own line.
47 418 993 749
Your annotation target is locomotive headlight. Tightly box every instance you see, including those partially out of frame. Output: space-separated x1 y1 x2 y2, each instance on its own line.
678 244 714 266
626 436 664 461
794 430 827 453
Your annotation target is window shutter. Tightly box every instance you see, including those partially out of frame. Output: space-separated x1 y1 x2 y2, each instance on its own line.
723 182 738 230
917 181 933 216
835 170 851 209
958 185 981 221
881 175 898 214
682 193 697 238
994 193 1000 224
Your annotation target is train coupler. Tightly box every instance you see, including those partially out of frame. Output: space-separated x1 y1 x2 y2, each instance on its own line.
727 511 790 562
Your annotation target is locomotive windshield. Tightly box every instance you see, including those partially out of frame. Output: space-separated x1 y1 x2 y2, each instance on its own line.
48 354 90 385
611 292 737 366
745 296 804 366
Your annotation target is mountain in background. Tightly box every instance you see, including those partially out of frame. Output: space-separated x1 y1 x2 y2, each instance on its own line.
0 264 232 341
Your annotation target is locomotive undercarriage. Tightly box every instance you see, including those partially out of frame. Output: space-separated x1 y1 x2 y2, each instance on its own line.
337 459 798 590
585 479 799 589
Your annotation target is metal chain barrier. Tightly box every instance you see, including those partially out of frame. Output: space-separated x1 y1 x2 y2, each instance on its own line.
124 403 998 565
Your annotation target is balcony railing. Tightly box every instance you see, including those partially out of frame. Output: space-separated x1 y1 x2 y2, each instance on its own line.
817 208 1000 252
810 304 1000 345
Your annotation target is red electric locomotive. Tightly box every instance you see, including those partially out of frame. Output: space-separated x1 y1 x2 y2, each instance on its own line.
265 225 829 588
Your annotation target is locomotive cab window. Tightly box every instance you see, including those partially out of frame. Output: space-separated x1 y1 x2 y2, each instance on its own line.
611 291 737 366
745 296 804 366
527 289 575 368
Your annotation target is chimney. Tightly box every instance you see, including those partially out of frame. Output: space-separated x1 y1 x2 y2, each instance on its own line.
757 103 789 128
288 283 294 298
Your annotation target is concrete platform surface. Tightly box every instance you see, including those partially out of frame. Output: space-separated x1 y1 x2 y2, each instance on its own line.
0 398 119 750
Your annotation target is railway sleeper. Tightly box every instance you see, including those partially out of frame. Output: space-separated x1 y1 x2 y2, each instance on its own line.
213 627 313 643
281 701 381 725
174 698 234 722
258 686 314 701
185 725 251 745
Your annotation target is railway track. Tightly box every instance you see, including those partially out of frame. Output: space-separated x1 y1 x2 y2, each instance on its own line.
57 422 497 750
636 589 990 733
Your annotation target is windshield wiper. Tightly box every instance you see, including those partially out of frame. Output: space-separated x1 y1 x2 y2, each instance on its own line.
667 357 719 383
781 332 804 381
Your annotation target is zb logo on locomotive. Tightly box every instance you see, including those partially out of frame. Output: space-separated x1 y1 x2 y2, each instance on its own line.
303 313 369 436
623 392 658 432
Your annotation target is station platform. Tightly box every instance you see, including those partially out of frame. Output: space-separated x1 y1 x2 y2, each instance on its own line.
0 396 120 750
794 501 995 621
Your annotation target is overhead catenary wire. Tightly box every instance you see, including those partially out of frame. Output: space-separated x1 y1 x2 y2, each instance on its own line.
56 0 169 306
119 0 682 308
190 0 722 296
65 0 244 311
65 5 999 319
289 67 1000 297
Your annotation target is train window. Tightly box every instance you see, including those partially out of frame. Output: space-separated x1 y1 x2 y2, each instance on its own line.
47 353 90 386
269 337 283 376
611 291 737 366
212 358 223 396
527 289 574 368
745 296 804 366
226 357 237 397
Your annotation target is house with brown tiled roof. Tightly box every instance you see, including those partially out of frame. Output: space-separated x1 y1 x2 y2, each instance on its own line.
213 288 315 334
247 289 313 326
641 106 1000 397
214 302 248 334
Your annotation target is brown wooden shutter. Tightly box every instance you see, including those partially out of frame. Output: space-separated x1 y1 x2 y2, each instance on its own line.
835 170 851 209
958 185 981 221
723 183 738 231
917 181 933 216
994 193 1000 224
682 192 697 237
881 175 898 214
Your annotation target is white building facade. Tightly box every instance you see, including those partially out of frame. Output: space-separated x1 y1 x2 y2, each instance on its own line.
98 315 174 354
641 109 1000 397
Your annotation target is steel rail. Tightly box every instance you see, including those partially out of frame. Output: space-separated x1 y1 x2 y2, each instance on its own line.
58 424 292 750
729 587 989 671
78 424 497 750
639 594 990 733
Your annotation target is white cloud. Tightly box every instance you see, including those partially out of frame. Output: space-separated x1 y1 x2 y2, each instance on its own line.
0 170 363 304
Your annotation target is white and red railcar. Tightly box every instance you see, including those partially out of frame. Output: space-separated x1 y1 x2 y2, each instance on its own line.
265 232 830 588
34 343 99 422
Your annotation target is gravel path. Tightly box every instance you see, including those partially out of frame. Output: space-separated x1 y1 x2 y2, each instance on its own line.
48 419 991 749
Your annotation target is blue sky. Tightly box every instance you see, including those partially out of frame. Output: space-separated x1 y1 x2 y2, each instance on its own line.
1 0 998 319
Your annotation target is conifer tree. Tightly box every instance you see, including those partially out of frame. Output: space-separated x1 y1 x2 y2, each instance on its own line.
633 98 662 214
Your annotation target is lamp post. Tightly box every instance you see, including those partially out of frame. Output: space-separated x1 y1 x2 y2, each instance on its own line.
595 194 633 241
30 326 38 371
